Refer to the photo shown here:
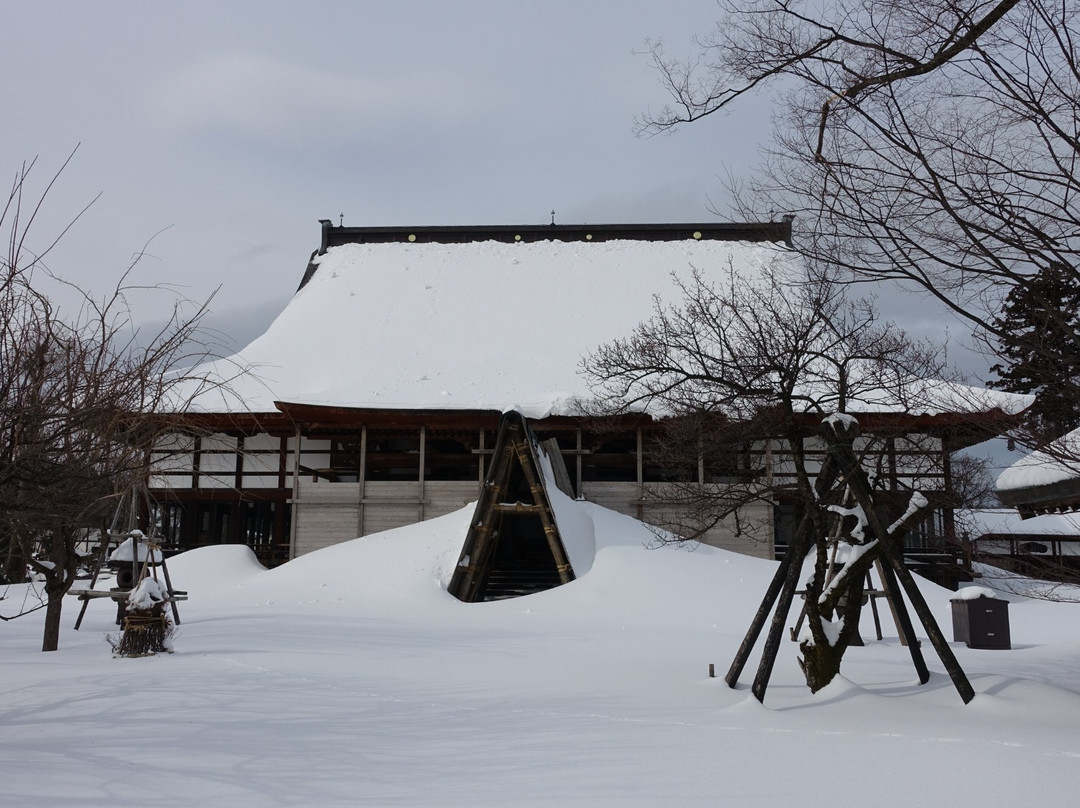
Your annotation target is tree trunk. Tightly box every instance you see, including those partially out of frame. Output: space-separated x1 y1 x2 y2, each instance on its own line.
4 544 29 583
3 526 30 583
799 565 867 692
40 535 77 652
41 587 64 652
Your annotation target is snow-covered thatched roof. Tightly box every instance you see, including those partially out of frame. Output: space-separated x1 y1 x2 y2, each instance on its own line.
184 236 795 417
180 229 1031 422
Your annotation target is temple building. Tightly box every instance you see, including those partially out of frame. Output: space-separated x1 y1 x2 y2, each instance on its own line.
149 220 1027 578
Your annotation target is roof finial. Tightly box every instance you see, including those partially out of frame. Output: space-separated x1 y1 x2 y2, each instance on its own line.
550 209 556 225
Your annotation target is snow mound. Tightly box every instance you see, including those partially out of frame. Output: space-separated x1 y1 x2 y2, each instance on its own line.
209 498 773 636
247 506 474 611
165 544 268 596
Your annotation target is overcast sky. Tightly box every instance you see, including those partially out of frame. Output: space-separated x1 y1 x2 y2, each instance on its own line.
3 1 1020 473
3 0 783 349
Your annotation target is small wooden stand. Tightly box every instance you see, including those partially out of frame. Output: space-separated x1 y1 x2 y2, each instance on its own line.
70 533 186 628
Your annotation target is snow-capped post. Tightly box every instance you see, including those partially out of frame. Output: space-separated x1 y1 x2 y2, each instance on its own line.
106 530 158 624
110 576 174 657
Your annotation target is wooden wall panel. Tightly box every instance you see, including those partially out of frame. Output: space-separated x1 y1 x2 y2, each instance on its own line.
294 503 360 556
363 505 418 535
424 481 481 519
580 482 642 516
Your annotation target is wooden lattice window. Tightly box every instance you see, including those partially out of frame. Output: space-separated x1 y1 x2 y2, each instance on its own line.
366 429 421 481
426 429 480 481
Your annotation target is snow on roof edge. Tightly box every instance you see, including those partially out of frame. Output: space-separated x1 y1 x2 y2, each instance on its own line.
997 428 1080 493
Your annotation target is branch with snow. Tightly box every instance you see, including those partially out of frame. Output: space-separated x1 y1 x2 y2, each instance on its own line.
888 491 930 536
826 502 870 543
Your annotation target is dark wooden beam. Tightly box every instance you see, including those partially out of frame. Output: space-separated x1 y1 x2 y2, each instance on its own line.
317 220 794 253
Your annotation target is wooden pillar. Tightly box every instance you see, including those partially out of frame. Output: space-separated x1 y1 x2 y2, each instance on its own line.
941 434 957 550
229 498 243 545
575 428 583 497
273 494 287 561
272 435 288 562
234 435 245 490
288 427 301 560
277 435 288 489
357 425 368 537
636 427 644 521
192 435 202 489
418 425 426 522
478 427 486 485
136 487 151 535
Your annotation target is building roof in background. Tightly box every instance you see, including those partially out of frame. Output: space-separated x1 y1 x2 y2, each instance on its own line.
997 429 1080 516
962 508 1080 538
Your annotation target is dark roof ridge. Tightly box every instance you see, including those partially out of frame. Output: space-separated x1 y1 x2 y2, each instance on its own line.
316 218 793 254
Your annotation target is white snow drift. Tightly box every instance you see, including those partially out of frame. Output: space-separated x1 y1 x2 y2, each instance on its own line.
3 496 1080 807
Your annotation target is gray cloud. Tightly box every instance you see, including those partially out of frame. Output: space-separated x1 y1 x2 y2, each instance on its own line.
147 52 487 147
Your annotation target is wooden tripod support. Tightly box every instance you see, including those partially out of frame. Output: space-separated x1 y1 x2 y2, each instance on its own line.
789 563 894 645
723 418 974 705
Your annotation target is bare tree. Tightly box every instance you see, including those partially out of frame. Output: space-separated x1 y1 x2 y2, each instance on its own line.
583 260 990 692
639 0 1077 445
0 157 221 651
634 0 1080 593
948 454 999 510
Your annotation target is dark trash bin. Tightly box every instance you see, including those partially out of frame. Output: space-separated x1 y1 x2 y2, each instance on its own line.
951 589 1011 649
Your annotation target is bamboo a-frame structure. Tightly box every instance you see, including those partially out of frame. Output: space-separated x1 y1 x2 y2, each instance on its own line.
725 417 975 704
448 411 575 602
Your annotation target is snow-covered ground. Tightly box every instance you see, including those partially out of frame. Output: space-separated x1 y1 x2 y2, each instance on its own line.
4 502 1080 807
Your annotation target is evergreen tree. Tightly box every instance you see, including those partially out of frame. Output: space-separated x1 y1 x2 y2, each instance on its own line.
989 264 1080 440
